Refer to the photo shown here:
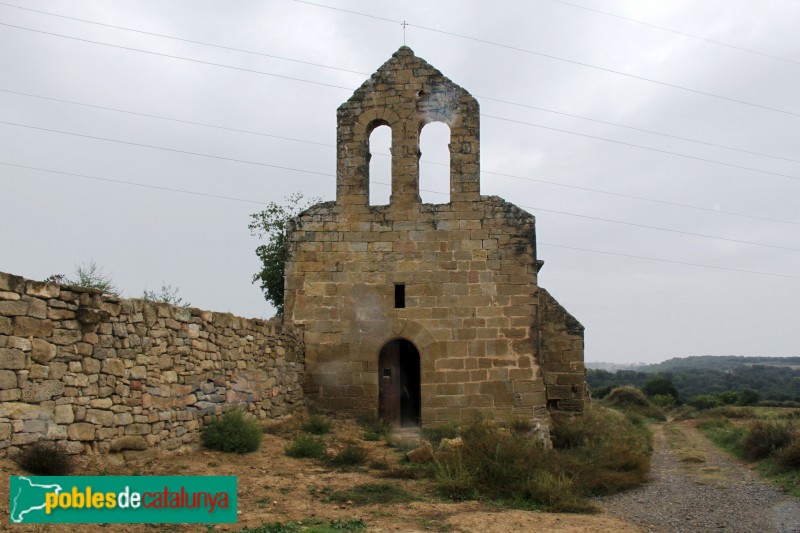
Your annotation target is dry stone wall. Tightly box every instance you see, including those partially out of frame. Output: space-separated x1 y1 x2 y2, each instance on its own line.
538 288 587 413
0 271 304 458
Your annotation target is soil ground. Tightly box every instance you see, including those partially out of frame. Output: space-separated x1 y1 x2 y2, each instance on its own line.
1 417 798 532
0 418 636 532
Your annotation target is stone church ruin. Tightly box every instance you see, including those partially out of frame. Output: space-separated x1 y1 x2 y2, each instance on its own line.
285 47 587 434
0 48 587 459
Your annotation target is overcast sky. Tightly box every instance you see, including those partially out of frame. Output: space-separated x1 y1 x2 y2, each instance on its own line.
1 0 798 364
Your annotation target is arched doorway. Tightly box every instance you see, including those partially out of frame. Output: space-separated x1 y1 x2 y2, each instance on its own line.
378 339 421 426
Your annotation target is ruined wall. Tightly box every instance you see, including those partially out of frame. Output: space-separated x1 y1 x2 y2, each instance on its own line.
0 272 304 458
538 288 587 413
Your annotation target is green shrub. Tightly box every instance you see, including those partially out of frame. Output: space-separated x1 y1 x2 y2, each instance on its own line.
15 441 73 476
651 394 676 408
605 386 666 420
641 376 678 402
201 409 262 453
590 385 613 399
285 434 326 459
775 438 800 468
737 389 761 406
688 394 722 410
717 391 740 405
606 386 650 407
362 432 381 442
301 415 332 435
741 420 793 460
327 442 367 467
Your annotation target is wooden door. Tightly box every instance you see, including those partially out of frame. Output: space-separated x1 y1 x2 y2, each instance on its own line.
378 341 401 424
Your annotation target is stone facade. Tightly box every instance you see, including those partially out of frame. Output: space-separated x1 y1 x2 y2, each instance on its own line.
0 271 304 458
285 47 585 432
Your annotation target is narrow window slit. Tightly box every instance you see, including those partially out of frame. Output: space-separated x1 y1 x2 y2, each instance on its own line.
395 284 406 308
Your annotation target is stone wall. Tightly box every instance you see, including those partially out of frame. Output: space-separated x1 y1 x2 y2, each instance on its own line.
538 288 587 413
0 271 304 458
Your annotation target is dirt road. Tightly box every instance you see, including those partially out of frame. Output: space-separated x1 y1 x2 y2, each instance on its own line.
597 422 800 533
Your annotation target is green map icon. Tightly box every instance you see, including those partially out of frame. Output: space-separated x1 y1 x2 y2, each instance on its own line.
10 476 63 523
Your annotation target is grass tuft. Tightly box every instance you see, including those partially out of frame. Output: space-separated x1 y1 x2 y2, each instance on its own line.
326 483 415 505
285 434 326 459
327 442 368 467
301 415 332 435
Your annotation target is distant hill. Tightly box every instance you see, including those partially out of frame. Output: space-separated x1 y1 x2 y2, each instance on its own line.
641 355 800 373
587 355 800 402
586 362 647 372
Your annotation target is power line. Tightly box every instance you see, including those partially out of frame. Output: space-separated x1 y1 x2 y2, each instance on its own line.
519 203 800 253
477 167 800 227
0 120 335 178
0 161 265 204
0 88 334 149
538 243 800 280
545 0 800 66
4 87 797 227
0 1 370 76
6 2 790 164
476 95 800 165
0 119 796 254
0 21 354 92
4 19 799 179
6 161 799 281
294 0 800 118
484 114 800 183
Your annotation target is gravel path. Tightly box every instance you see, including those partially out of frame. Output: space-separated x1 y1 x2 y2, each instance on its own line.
596 423 800 533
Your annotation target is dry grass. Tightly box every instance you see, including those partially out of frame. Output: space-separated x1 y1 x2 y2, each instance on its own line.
432 406 651 512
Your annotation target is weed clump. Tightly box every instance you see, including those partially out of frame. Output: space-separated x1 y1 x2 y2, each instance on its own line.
775 439 800 468
420 423 459 447
741 420 793 460
327 442 368 467
327 483 415 505
284 434 326 459
606 386 666 420
15 441 73 476
432 407 650 512
301 415 332 435
359 418 392 441
201 409 262 453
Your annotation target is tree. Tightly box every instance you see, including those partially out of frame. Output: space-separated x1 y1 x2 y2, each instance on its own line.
48 260 120 296
249 193 318 316
143 283 190 307
641 375 679 401
737 388 761 406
